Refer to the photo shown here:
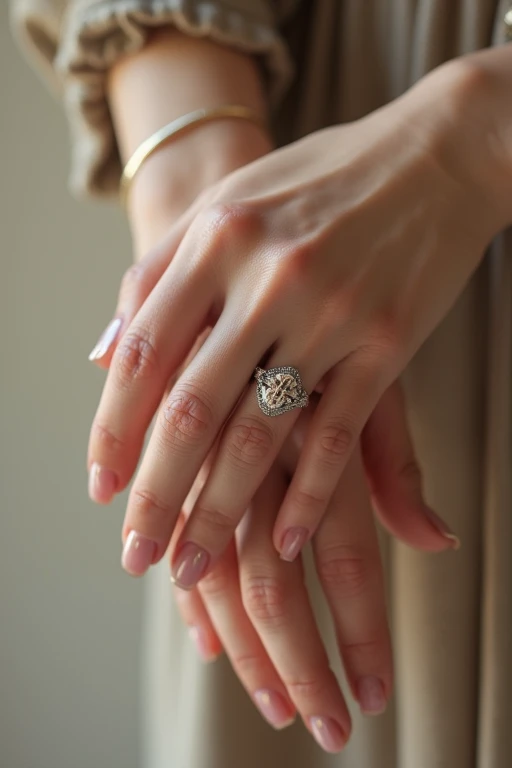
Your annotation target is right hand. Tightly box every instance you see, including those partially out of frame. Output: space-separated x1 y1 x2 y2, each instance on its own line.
87 118 458 753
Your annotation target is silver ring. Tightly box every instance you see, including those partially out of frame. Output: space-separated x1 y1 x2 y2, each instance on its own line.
254 365 309 417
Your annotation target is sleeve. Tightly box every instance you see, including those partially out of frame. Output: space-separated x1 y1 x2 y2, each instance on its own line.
9 0 296 198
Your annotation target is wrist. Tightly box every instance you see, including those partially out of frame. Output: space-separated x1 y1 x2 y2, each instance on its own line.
128 119 272 254
397 52 512 237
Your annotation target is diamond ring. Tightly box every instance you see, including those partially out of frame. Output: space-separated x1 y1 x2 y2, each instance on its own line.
254 366 309 417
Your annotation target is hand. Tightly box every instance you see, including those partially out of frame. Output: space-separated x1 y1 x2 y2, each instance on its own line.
88 57 496 584
171 381 456 753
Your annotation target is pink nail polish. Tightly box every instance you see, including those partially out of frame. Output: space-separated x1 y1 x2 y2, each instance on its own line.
171 543 209 589
121 530 157 576
309 715 346 753
88 317 122 361
88 462 118 503
254 689 295 730
356 676 387 715
423 506 461 549
188 626 219 663
280 527 309 562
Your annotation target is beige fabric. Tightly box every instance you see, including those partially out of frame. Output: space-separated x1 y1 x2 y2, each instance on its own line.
9 0 295 196
11 0 512 766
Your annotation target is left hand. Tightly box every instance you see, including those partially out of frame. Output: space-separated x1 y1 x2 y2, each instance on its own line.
171 382 452 752
89 55 502 586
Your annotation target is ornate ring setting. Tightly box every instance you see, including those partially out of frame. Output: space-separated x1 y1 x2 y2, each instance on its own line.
254 366 309 417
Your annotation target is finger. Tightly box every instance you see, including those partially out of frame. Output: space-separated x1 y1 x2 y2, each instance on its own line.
173 583 223 663
197 538 297 730
87 239 215 505
238 463 350 753
170 350 320 589
362 380 460 551
120 304 275 571
88 206 196 369
273 354 383 561
313 447 393 717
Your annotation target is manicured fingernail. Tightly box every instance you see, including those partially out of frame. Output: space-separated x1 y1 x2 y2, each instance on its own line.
121 530 157 576
88 317 122 361
280 527 309 562
254 689 295 730
88 462 118 503
423 506 461 549
309 716 346 753
188 626 219 663
356 676 387 715
171 543 209 589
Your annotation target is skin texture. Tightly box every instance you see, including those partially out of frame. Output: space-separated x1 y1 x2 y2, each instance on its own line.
87 30 512 751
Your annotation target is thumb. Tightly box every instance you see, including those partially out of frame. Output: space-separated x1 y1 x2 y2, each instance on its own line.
361 380 460 553
87 201 198 369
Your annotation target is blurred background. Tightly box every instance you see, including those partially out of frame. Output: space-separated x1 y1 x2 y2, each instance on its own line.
1 5 142 767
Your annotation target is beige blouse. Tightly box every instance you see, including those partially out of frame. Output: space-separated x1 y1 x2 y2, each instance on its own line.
9 0 298 197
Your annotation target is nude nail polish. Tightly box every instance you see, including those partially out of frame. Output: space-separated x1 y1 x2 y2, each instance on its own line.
356 676 387 715
254 689 295 730
88 462 117 503
88 317 122 361
121 530 157 577
309 715 346 753
171 543 209 589
280 527 309 562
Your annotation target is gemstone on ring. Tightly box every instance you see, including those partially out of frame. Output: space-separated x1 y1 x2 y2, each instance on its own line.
254 365 309 417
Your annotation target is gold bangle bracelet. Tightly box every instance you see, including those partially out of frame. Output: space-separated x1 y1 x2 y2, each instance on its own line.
119 105 267 206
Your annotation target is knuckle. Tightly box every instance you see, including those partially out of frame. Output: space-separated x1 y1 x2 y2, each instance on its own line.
340 637 387 668
161 388 213 450
130 487 173 521
199 561 232 600
367 310 404 360
242 575 290 627
316 545 371 598
194 504 235 537
315 418 356 466
283 674 328 701
113 328 160 385
120 262 146 297
202 202 263 251
226 417 275 470
90 421 126 457
292 487 327 514
230 652 265 680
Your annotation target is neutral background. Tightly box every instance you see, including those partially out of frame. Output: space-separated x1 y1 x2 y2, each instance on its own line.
1 7 142 768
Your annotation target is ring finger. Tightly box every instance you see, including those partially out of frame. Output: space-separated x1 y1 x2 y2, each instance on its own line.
237 464 351 753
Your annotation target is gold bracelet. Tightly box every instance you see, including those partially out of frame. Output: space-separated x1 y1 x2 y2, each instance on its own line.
119 105 267 205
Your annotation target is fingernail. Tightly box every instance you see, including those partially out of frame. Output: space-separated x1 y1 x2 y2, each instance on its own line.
188 626 219 663
121 530 157 576
356 676 387 715
254 689 296 730
171 543 209 589
88 317 122 361
423 506 461 550
88 462 118 503
309 715 346 753
280 527 309 562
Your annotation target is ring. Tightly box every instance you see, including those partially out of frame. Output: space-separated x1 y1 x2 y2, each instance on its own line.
254 365 309 417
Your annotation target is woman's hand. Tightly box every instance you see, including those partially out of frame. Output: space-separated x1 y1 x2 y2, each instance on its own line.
88 55 503 584
171 380 459 753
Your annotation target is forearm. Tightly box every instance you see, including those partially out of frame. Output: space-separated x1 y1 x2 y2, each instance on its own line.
401 44 512 236
108 27 273 254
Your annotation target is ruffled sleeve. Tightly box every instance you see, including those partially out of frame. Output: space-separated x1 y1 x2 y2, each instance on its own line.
10 0 296 197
